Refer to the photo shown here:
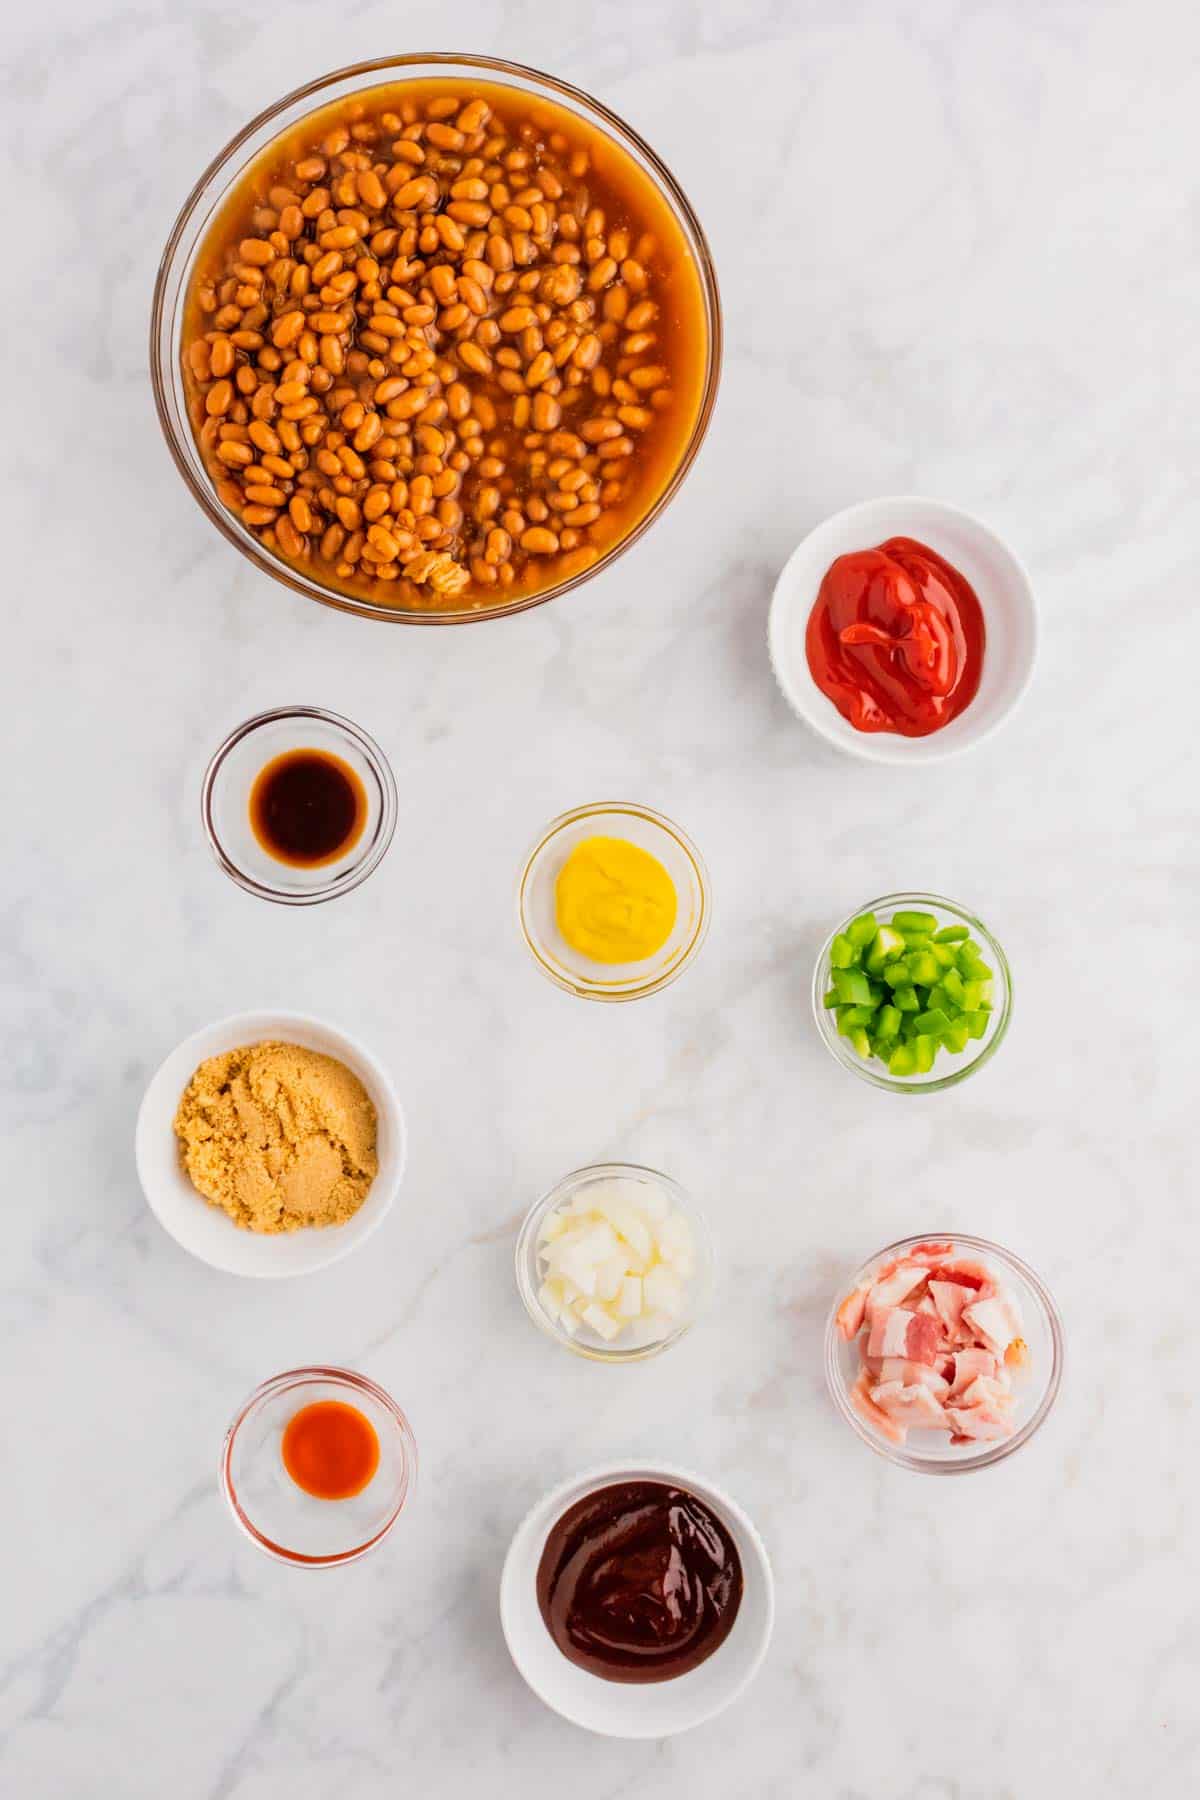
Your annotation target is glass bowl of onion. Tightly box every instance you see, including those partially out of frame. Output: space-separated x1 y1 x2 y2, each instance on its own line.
515 1162 714 1363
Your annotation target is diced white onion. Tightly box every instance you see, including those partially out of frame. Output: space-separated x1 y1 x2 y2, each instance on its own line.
533 1176 696 1347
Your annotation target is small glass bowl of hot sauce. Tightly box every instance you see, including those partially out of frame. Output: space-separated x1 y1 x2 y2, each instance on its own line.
202 706 397 904
221 1366 417 1566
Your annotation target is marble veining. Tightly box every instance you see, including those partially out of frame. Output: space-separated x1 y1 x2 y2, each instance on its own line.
2 0 1198 1793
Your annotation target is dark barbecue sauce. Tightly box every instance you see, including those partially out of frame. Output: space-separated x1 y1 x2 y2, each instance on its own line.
536 1480 743 1684
249 749 367 868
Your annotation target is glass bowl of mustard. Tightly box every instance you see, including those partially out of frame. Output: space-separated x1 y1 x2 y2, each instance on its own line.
517 801 710 1002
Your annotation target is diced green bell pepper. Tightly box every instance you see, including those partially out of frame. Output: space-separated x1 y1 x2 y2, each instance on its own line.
934 924 969 943
965 1009 990 1039
864 925 907 972
847 1025 872 1059
892 910 938 934
837 1004 876 1034
913 1033 938 1073
892 985 920 1012
829 932 856 969
822 987 839 1008
888 1043 917 1076
846 911 878 949
940 967 966 1007
956 943 993 981
906 951 940 986
913 1007 951 1035
832 967 873 1006
876 1003 901 1039
899 931 934 953
941 1020 970 1054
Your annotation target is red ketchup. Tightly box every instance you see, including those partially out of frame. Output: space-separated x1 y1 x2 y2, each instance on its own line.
805 537 985 737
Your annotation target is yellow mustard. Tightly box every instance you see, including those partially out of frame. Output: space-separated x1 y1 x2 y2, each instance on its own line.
554 836 678 965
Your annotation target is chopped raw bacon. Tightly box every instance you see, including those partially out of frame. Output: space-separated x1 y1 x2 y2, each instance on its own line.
869 1381 948 1431
929 1279 971 1337
928 1258 994 1294
946 1349 996 1396
865 1261 927 1316
849 1371 907 1444
867 1307 941 1365
958 1375 1014 1413
962 1295 1023 1358
907 1240 956 1265
835 1284 870 1341
879 1358 949 1396
944 1404 1012 1442
838 1243 1031 1451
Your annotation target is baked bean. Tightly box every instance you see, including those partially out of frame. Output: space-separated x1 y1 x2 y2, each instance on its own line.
204 379 234 417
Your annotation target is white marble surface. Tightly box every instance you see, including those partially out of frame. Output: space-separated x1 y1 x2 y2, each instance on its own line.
4 0 1198 1792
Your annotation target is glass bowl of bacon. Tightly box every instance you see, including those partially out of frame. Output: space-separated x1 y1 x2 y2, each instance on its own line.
824 1233 1064 1473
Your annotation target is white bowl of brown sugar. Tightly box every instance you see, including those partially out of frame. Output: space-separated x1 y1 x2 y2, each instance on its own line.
135 1009 406 1277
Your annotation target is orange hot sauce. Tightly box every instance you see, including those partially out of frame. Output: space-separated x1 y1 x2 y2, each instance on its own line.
281 1400 380 1500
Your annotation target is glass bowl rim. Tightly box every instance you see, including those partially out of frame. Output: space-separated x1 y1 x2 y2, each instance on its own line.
514 1160 715 1363
219 1364 418 1565
149 49 723 627
811 890 1012 1093
201 703 398 905
823 1230 1064 1474
516 800 712 1002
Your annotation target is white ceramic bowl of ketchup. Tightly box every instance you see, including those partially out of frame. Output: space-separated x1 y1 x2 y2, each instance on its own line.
768 495 1038 765
499 1460 775 1738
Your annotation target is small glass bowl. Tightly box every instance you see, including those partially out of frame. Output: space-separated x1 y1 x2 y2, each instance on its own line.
202 705 397 905
150 53 721 626
517 803 710 1002
812 891 1012 1093
515 1162 714 1363
824 1232 1063 1475
220 1367 417 1565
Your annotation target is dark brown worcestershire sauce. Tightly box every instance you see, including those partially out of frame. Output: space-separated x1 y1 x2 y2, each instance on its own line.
249 748 367 867
536 1480 743 1684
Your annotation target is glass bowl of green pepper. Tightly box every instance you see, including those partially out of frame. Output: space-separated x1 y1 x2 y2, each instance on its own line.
812 893 1012 1093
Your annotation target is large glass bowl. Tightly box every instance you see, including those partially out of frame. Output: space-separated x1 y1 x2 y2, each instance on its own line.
150 52 722 626
812 891 1012 1094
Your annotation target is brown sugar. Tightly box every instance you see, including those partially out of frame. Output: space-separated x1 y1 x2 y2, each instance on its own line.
173 1041 378 1233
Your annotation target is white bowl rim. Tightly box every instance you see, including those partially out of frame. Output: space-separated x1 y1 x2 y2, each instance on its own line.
499 1457 775 1737
134 1008 406 1278
768 493 1039 766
